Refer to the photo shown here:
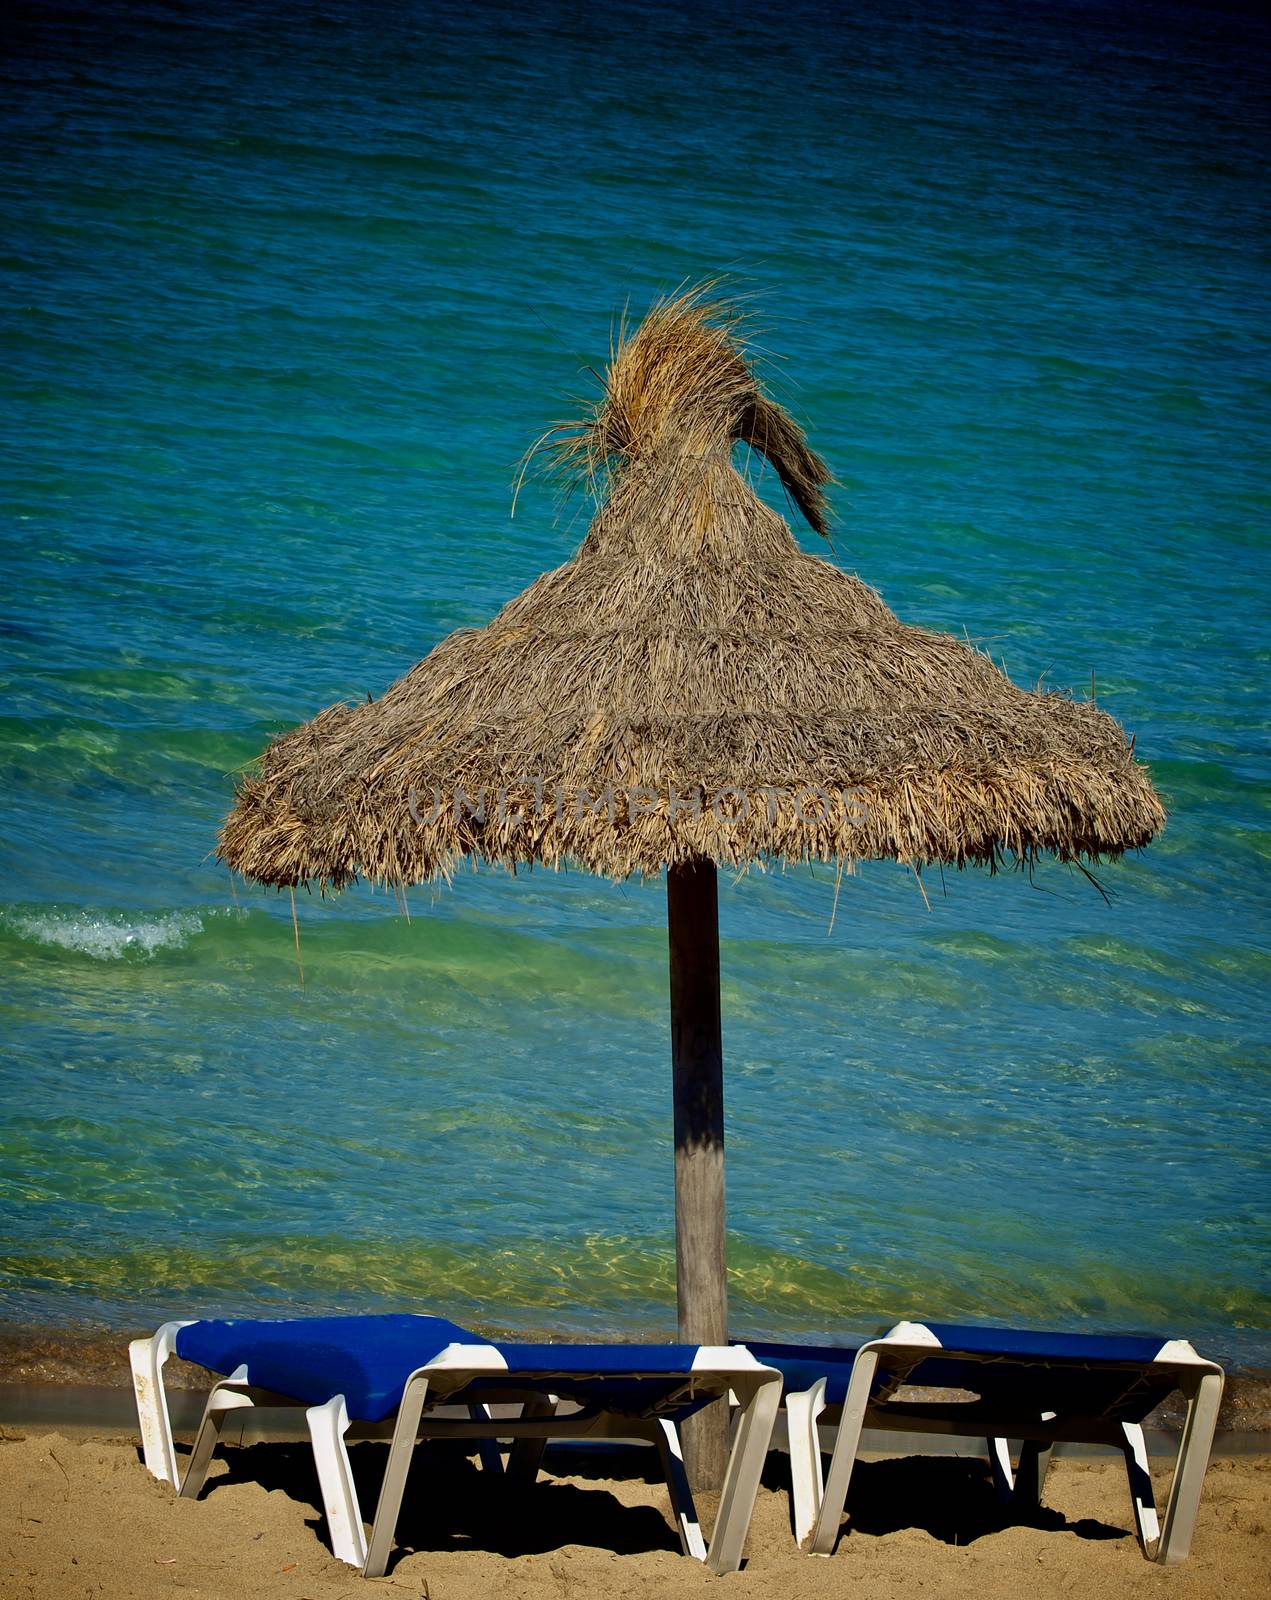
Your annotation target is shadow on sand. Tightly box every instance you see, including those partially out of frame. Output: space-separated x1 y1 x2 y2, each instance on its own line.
185 1439 684 1566
162 1438 1131 1567
814 1454 1130 1550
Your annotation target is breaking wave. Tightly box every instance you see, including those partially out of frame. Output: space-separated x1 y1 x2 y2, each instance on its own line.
1 906 208 960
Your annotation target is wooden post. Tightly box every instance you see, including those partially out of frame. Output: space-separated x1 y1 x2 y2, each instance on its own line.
667 858 728 1490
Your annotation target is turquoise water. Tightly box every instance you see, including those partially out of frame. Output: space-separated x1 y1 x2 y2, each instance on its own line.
1 1 1268 1365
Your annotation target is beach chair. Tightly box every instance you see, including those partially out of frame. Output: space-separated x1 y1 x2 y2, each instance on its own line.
746 1321 1223 1563
130 1313 781 1576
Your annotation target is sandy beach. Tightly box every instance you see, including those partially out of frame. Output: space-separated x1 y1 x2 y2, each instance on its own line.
4 1331 1271 1596
3 1422 1269 1600
5 8 1268 1600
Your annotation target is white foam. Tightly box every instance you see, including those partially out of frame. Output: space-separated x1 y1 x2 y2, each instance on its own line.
5 907 205 960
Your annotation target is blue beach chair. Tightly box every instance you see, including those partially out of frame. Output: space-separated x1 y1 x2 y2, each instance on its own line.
746 1321 1223 1563
130 1313 781 1576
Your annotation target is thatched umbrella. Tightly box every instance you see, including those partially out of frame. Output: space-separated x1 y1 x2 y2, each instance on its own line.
219 288 1164 1484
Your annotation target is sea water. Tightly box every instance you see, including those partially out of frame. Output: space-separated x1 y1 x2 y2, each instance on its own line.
1 0 1268 1366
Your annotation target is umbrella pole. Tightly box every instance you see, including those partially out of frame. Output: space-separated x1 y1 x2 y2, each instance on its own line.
667 858 729 1490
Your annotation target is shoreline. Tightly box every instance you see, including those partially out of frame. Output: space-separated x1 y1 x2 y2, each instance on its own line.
4 1319 1271 1435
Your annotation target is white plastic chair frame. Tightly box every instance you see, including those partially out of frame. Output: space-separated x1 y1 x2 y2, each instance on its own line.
131 1325 781 1577
783 1322 1224 1564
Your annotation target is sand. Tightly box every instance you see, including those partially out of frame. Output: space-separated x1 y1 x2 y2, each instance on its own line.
2 1427 1268 1600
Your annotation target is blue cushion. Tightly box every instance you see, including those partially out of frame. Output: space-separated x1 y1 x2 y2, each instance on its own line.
898 1328 1179 1425
175 1314 479 1423
174 1320 718 1425
494 1343 701 1374
740 1326 1180 1427
922 1324 1167 1365
738 1342 862 1407
477 1343 712 1420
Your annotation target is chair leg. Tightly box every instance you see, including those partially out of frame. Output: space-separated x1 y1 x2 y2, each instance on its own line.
129 1324 192 1488
708 1374 782 1575
810 1350 877 1555
130 1337 175 1487
654 1418 707 1561
786 1380 827 1545
1156 1371 1223 1564
363 1375 433 1579
505 1395 556 1485
986 1437 1015 1504
306 1396 368 1570
179 1375 255 1498
470 1404 505 1476
1010 1440 1054 1510
1120 1422 1160 1553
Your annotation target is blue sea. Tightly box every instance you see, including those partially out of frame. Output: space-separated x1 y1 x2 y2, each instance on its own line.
1 0 1268 1368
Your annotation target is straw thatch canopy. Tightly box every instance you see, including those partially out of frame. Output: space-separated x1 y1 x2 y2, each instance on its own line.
219 289 1164 891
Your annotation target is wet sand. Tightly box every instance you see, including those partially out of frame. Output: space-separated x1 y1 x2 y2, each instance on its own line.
4 1321 1271 1431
